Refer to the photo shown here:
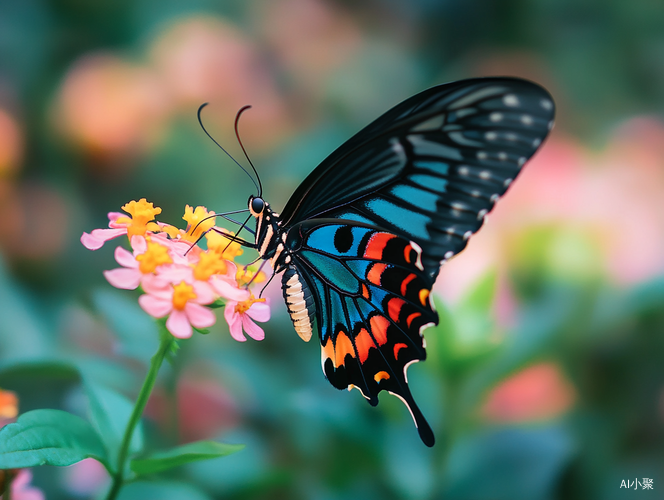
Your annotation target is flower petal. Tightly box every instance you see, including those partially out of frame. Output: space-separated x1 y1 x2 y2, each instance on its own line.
130 235 147 254
138 294 172 318
224 302 246 342
166 310 193 339
192 281 216 305
80 228 126 250
104 268 141 290
210 277 250 301
114 246 138 268
246 301 271 323
185 303 217 328
242 315 265 341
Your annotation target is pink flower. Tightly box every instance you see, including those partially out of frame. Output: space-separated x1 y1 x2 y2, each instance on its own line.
5 470 44 500
224 295 270 342
139 277 216 339
103 236 173 290
81 199 162 250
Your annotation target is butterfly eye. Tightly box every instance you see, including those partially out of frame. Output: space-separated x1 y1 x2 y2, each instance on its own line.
250 196 265 215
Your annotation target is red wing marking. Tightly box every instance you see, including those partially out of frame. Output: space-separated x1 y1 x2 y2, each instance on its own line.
388 297 406 322
374 371 390 383
355 327 374 363
369 315 390 345
361 283 370 299
367 263 387 286
364 233 396 260
406 312 422 327
394 343 408 359
400 273 417 296
404 244 413 264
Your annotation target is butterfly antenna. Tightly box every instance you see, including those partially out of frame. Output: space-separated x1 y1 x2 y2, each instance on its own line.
234 105 262 197
197 103 260 195
220 214 254 255
190 209 254 236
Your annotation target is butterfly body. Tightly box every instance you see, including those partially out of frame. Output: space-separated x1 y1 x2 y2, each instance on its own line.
246 77 555 446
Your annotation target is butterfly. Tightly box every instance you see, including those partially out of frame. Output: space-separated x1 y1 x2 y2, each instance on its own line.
217 77 554 446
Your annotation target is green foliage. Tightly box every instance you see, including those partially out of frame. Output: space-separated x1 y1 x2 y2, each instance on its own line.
130 441 244 475
85 381 144 469
0 410 107 469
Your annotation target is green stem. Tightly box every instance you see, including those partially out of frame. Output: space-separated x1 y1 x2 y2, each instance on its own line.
105 333 173 500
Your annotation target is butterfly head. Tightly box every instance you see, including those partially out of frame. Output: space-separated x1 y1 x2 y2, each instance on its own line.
248 195 265 217
249 195 282 259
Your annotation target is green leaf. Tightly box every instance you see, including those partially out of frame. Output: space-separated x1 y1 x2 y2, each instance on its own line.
131 441 244 475
0 409 107 469
85 381 143 468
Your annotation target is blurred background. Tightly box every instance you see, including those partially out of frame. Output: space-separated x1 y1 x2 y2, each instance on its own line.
1 0 664 499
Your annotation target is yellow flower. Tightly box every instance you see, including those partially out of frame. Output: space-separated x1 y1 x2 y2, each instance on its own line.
114 199 162 238
206 229 243 261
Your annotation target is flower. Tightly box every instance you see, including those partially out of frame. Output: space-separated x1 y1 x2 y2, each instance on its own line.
224 295 270 342
2 469 45 500
81 199 162 250
83 200 272 341
139 278 217 339
103 236 173 290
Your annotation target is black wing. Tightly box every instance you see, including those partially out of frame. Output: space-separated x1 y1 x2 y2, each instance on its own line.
279 77 555 278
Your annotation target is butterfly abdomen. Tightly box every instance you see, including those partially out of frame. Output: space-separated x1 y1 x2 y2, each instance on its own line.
281 266 316 342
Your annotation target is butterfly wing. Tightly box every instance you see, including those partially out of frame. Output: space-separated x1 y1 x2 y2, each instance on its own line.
281 219 438 445
279 77 555 278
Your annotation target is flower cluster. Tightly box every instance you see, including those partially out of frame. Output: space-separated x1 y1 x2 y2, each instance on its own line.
82 199 270 340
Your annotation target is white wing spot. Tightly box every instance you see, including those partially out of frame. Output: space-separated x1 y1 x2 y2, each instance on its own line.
506 133 518 141
458 166 469 176
477 151 488 160
451 202 465 211
479 170 491 180
503 178 512 187
463 230 473 241
471 190 481 197
477 208 488 220
498 152 508 161
541 99 553 110
490 194 500 202
444 251 454 259
446 227 455 235
489 112 503 122
548 120 554 130
521 114 534 125
518 157 527 166
532 138 542 147
503 94 519 107
485 131 498 141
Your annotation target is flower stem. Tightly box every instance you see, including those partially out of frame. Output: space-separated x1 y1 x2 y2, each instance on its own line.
105 332 173 500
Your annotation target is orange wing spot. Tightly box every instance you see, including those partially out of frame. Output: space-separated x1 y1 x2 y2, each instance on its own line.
394 342 408 359
406 312 422 327
374 371 390 383
400 273 417 297
355 328 374 363
367 263 387 286
419 289 430 306
362 283 371 299
334 330 355 368
369 315 390 345
364 232 396 260
404 244 414 264
322 336 335 365
388 297 406 322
